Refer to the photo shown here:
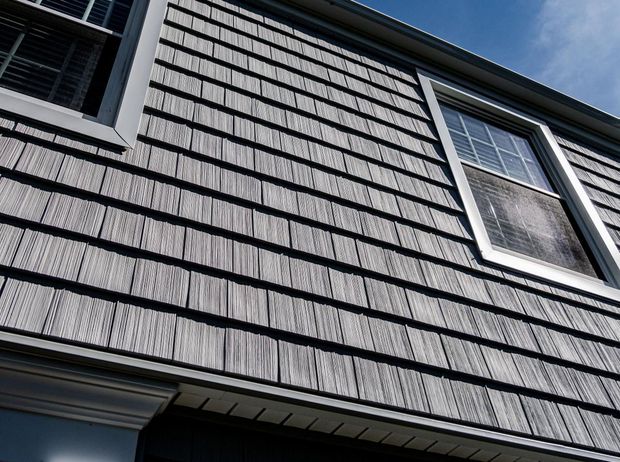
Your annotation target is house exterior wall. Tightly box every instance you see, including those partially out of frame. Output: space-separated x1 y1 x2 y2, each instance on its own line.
556 134 620 251
0 0 620 459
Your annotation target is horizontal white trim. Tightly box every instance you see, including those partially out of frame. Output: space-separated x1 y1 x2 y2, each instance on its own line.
0 348 176 429
0 331 616 462
0 88 127 146
418 71 620 303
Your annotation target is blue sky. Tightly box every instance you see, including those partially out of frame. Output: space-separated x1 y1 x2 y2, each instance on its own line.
357 0 620 116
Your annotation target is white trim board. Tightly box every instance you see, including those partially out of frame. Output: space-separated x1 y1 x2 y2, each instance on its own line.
418 70 620 302
0 349 176 429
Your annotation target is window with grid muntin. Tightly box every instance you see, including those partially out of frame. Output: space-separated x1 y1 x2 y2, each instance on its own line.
439 102 602 279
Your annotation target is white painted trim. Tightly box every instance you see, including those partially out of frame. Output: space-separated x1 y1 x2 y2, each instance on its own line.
418 70 620 302
0 88 127 145
0 331 616 462
0 349 177 429
111 0 167 147
0 0 167 149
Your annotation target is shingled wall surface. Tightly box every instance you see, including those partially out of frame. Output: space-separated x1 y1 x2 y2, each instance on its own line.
1 0 620 455
555 134 620 252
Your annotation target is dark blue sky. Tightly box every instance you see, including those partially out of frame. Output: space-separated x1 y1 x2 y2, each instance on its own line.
357 0 620 116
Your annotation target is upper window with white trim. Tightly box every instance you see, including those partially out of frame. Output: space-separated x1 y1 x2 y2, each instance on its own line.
419 72 620 300
440 103 601 279
0 0 167 147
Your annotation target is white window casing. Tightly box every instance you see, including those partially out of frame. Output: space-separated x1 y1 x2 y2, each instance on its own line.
0 0 168 148
418 70 620 302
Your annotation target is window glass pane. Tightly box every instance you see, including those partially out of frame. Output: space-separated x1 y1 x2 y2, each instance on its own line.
471 139 503 172
25 0 135 33
488 125 515 152
440 103 554 192
500 150 530 183
441 105 465 133
101 1 134 33
462 114 491 143
523 159 551 190
449 131 477 163
513 137 537 161
0 14 23 54
0 5 123 115
464 165 601 278
39 0 88 19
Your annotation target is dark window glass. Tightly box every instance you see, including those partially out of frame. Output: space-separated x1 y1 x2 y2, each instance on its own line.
0 0 133 114
0 11 104 111
465 165 601 278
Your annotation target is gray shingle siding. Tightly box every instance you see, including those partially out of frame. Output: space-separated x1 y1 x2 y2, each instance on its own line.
0 0 620 455
555 134 620 251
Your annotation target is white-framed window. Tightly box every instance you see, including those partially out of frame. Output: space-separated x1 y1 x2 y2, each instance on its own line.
0 0 167 148
418 70 620 301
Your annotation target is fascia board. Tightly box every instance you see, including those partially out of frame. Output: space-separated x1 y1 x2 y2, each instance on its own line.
268 0 620 145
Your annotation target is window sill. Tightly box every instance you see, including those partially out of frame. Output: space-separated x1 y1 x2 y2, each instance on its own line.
481 243 620 302
0 88 131 148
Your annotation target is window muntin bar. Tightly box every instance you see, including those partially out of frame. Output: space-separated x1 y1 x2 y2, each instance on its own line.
27 0 134 33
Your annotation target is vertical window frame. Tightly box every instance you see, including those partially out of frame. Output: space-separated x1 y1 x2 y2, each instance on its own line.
418 70 620 301
0 0 167 148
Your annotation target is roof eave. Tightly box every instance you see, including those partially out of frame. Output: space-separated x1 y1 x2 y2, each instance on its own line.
279 0 620 144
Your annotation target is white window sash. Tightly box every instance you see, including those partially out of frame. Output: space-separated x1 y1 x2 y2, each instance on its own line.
13 0 121 36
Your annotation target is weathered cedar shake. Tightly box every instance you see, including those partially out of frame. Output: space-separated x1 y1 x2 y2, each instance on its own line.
0 0 620 457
